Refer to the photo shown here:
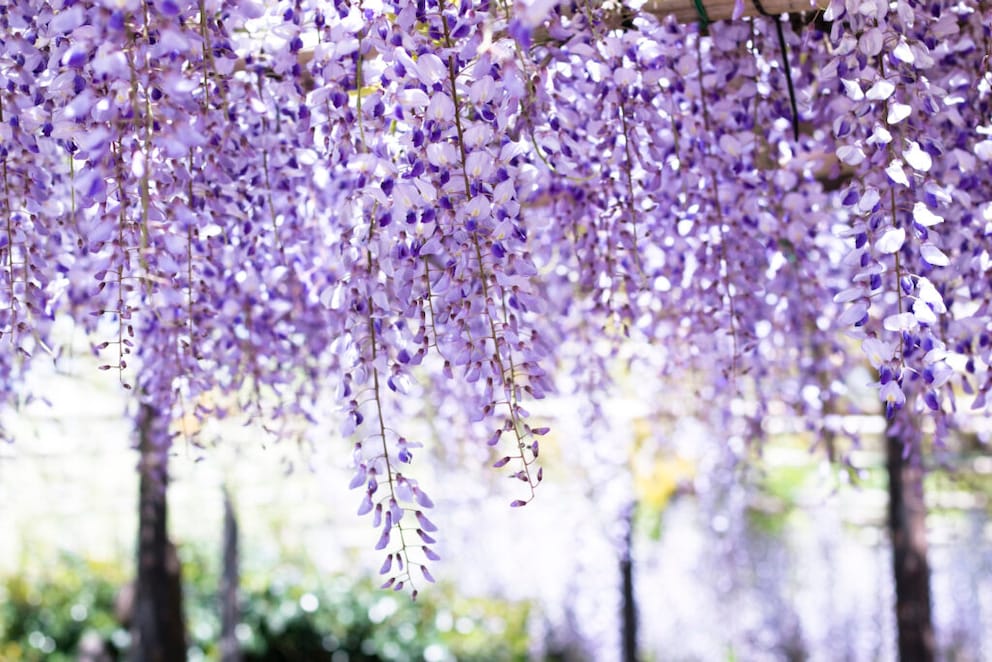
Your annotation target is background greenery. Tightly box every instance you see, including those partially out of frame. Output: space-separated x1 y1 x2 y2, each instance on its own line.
0 548 530 661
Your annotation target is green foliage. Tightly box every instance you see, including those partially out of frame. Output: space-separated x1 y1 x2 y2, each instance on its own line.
232 579 529 662
0 549 530 661
745 462 815 536
0 553 126 661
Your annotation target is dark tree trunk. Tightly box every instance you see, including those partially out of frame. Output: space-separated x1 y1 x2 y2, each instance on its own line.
219 487 241 662
620 502 638 662
885 416 934 662
129 404 187 662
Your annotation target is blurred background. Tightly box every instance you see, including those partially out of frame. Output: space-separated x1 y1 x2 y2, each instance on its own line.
1 341 991 662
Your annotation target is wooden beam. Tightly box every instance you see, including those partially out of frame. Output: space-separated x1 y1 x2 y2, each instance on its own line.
232 0 831 87
642 0 826 24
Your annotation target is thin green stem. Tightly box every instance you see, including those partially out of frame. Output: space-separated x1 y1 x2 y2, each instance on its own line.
696 33 740 382
2 157 16 343
187 150 197 358
366 210 415 586
441 7 536 496
879 56 906 358
617 97 643 273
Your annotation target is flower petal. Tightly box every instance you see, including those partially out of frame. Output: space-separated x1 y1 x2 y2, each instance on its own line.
876 227 906 254
912 202 943 227
866 79 895 101
903 140 932 172
883 312 918 332
920 243 949 266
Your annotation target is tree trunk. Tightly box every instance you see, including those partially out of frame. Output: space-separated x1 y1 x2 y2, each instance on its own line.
620 502 639 662
129 403 187 662
885 416 934 662
219 487 241 662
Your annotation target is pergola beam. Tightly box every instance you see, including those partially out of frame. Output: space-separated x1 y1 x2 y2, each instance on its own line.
246 0 829 86
642 0 826 24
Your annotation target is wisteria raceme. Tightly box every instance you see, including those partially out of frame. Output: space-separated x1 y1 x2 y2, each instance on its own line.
820 0 992 442
2 0 991 585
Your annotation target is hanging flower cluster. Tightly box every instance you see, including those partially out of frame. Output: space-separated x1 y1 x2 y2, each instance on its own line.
822 0 992 443
2 0 991 586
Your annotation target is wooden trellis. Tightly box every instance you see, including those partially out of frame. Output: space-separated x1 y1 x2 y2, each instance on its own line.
642 0 827 24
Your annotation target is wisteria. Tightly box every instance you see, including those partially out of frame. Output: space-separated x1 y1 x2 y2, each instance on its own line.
1 0 991 596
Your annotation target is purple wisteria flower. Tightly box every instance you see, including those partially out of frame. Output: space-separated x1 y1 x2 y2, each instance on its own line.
1 0 991 596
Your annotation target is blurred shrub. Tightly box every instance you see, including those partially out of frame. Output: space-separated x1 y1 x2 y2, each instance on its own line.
0 553 127 661
0 549 530 661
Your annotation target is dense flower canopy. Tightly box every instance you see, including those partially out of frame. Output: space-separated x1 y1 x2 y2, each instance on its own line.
2 0 991 590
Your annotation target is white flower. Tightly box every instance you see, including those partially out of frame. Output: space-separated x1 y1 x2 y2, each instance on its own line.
903 140 932 172
863 338 895 368
876 227 906 254
920 243 950 266
912 202 943 227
